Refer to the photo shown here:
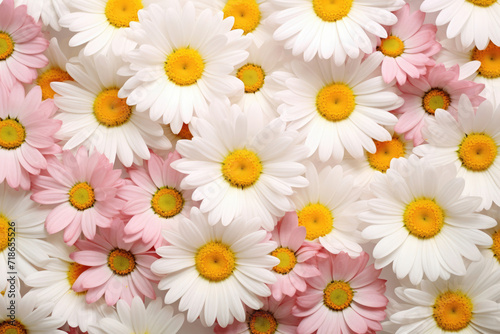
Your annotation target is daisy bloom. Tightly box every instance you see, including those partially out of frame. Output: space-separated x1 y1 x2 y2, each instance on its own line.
172 101 308 230
14 0 69 31
414 95 500 210
360 155 496 285
52 52 171 167
388 257 500 333
271 0 404 63
151 207 279 327
394 64 485 146
0 83 61 190
0 0 49 88
479 205 500 270
31 146 125 245
278 54 402 162
293 251 388 334
70 219 159 306
119 1 250 134
119 151 194 249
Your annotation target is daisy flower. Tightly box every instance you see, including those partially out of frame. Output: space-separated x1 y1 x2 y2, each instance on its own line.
388 257 500 333
360 155 496 285
0 0 49 88
415 96 500 210
277 54 402 162
118 151 194 249
14 0 69 31
52 51 171 167
70 219 159 306
31 146 125 245
394 64 485 146
151 207 279 327
271 0 404 63
87 296 185 334
293 251 388 334
119 1 250 134
171 101 308 230
0 83 61 190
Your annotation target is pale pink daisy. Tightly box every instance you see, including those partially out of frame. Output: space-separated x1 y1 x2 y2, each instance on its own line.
70 219 159 306
0 0 49 88
31 146 125 245
0 83 61 190
394 64 485 145
293 252 388 334
119 151 194 249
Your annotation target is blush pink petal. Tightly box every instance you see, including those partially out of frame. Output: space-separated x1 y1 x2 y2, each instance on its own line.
30 189 67 204
70 250 108 266
104 279 124 306
45 203 77 234
343 307 368 334
354 292 389 308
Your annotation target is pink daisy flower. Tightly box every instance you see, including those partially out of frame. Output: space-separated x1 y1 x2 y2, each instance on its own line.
293 252 388 334
70 219 159 306
31 146 125 245
394 64 485 145
268 212 322 301
375 4 441 85
118 151 194 249
0 83 60 189
214 296 300 334
0 0 49 88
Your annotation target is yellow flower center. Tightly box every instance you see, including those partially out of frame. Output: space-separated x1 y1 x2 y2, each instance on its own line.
458 133 498 171
108 248 136 275
165 48 205 87
367 136 406 173
151 187 184 218
316 83 355 122
248 310 278 334
422 88 451 114
94 88 133 127
403 198 444 239
37 67 73 100
471 42 500 79
313 0 353 22
379 36 405 58
68 182 96 211
0 119 25 150
0 32 14 61
175 123 193 140
466 0 497 7
237 64 265 93
223 0 261 34
271 247 297 275
433 291 473 331
105 0 143 28
67 262 89 294
492 229 500 264
0 320 27 334
222 149 263 189
323 281 354 311
0 214 11 252
297 203 333 240
195 241 236 282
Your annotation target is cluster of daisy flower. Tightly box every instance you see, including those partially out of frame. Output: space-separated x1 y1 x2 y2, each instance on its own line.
1 0 500 333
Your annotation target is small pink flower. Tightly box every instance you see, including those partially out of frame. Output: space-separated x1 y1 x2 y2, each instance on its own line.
293 252 388 334
70 219 159 306
31 146 125 245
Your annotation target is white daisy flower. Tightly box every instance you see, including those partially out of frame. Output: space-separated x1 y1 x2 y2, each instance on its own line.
151 207 279 327
13 0 69 31
278 53 402 162
270 0 404 63
119 1 250 134
52 51 171 167
171 101 309 230
360 155 496 285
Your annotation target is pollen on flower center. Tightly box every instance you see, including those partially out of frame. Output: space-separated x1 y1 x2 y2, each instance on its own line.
316 83 356 122
195 241 236 282
223 0 261 34
68 182 96 211
94 88 133 127
237 64 265 93
67 262 89 294
105 0 143 28
297 203 333 240
379 36 405 58
313 0 353 22
0 119 26 150
367 136 406 172
403 198 444 238
323 281 354 311
0 32 14 61
248 310 278 334
0 320 27 334
108 248 136 275
433 291 473 331
458 133 498 171
151 187 184 218
0 214 11 252
466 0 497 7
491 230 500 263
222 149 263 189
422 88 451 114
271 247 297 275
471 42 500 78
165 48 205 86
37 67 73 100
